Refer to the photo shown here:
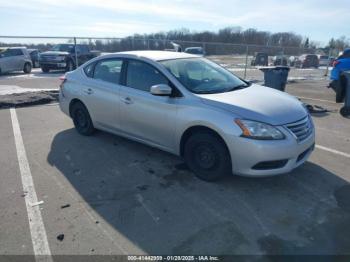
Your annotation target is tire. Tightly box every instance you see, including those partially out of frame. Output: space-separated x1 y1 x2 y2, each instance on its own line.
340 107 350 117
23 63 32 74
41 66 50 73
336 76 346 103
65 59 74 72
71 102 95 136
184 132 231 182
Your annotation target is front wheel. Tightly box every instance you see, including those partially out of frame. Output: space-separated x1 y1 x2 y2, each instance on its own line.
41 66 50 73
184 132 231 182
336 76 346 103
23 63 32 74
71 102 95 136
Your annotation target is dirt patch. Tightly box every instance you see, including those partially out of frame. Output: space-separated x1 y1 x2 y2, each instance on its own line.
0 90 59 109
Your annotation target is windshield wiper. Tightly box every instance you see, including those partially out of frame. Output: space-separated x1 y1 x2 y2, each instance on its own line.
225 83 250 92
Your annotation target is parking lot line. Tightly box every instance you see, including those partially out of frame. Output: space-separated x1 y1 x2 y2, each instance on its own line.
10 108 53 261
316 144 350 158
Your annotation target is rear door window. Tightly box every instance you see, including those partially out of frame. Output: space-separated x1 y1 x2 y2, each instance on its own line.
93 59 123 84
84 62 95 78
9 49 23 56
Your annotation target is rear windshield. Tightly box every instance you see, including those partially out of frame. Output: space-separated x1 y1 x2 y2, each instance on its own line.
185 48 203 54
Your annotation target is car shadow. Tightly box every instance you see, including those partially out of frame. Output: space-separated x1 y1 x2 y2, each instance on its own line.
47 128 350 256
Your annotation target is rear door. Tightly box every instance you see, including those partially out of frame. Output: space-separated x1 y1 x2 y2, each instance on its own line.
119 59 178 150
80 58 124 131
0 49 14 72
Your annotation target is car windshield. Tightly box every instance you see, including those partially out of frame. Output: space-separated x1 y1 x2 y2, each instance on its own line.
186 48 203 54
51 44 74 52
161 58 249 94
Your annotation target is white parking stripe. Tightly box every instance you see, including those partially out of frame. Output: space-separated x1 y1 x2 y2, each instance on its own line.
316 144 350 158
10 108 52 261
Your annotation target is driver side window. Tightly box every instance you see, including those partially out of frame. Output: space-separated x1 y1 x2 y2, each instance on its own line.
126 60 169 92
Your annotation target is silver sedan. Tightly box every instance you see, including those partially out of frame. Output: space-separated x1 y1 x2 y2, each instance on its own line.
59 51 315 181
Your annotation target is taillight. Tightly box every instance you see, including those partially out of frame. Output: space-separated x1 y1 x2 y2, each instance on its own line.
59 75 66 88
333 60 340 67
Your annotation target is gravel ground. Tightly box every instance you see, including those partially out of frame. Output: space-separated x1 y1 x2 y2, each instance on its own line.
0 90 59 109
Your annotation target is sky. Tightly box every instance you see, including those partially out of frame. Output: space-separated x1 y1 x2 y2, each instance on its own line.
0 0 348 45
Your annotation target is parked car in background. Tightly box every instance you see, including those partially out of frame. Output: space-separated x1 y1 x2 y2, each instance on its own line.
272 55 288 66
318 55 330 67
251 52 268 66
297 54 319 68
59 51 314 181
184 47 205 56
27 49 40 68
0 47 32 74
329 48 350 102
39 44 100 73
288 56 300 67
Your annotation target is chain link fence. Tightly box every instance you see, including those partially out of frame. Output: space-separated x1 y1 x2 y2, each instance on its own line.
0 36 336 83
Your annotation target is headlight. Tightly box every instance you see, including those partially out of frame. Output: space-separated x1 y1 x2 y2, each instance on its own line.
235 119 285 140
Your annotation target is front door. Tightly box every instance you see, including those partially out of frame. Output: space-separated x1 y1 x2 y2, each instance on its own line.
119 59 178 151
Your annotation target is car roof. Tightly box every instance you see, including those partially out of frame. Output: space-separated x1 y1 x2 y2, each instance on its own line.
110 50 199 61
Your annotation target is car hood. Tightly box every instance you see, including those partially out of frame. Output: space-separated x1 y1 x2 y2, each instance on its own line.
198 84 307 125
40 51 69 56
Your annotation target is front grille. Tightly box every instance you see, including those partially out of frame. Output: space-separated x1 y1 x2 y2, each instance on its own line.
285 116 313 142
40 55 61 61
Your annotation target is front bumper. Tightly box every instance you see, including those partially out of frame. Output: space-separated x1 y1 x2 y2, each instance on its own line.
39 62 67 69
226 125 315 177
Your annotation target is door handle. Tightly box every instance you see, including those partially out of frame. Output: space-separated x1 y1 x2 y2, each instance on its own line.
84 88 93 95
121 97 133 104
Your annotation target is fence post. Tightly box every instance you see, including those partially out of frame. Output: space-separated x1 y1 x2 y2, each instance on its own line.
73 37 78 69
244 45 249 79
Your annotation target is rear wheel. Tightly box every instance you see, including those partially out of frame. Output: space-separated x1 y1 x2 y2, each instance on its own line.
71 102 95 136
23 63 32 74
184 132 231 182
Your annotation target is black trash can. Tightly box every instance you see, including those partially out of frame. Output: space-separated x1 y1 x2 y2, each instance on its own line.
259 66 290 92
340 71 350 117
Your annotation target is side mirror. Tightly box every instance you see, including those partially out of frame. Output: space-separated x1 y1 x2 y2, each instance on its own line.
150 84 172 96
